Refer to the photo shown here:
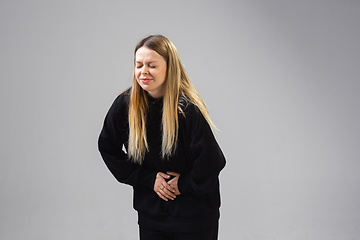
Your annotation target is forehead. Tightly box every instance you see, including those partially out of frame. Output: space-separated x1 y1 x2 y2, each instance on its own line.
135 47 164 62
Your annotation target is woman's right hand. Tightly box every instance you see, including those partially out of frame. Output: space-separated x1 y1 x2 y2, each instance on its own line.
154 172 176 201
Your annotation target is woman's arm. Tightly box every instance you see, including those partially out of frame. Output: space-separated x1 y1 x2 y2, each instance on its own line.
98 95 157 189
176 104 226 196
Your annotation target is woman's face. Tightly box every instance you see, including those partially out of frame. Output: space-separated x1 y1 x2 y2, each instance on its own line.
135 46 167 99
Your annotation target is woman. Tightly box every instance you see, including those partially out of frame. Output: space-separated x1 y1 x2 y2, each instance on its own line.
98 35 226 240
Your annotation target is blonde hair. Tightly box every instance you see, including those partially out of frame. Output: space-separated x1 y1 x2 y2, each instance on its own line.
128 35 215 164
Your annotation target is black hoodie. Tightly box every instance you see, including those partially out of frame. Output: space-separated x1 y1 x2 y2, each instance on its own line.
98 90 226 233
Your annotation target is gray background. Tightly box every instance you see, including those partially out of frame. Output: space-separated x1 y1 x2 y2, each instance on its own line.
1 0 359 239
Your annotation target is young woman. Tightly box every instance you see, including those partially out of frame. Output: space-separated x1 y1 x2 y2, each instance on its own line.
98 35 226 240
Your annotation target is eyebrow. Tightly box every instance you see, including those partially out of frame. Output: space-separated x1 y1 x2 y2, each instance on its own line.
135 61 158 64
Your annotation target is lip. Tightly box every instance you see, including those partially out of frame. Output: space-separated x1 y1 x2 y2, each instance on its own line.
140 78 152 83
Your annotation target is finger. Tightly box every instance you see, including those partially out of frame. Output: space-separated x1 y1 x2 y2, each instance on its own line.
167 181 176 190
168 182 178 192
167 177 178 185
159 183 175 196
163 185 176 197
163 183 176 193
158 172 171 179
160 186 176 200
156 190 168 201
158 185 175 201
167 171 180 177
168 181 175 189
156 174 169 187
166 178 180 195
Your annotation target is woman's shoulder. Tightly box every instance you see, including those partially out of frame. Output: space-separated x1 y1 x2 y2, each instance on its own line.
179 96 202 120
114 88 131 105
109 88 131 113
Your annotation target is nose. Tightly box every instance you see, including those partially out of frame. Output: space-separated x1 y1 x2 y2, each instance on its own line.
141 66 149 75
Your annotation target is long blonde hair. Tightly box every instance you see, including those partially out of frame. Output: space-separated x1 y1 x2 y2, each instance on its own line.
128 35 215 164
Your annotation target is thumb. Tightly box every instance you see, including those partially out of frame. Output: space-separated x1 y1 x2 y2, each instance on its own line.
167 171 180 177
158 172 171 179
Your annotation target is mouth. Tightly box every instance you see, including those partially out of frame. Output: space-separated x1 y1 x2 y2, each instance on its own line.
140 78 152 83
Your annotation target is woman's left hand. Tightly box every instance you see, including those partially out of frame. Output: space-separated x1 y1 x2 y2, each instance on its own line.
167 171 181 195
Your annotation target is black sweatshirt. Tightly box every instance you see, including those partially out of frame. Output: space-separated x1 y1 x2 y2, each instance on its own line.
98 90 226 233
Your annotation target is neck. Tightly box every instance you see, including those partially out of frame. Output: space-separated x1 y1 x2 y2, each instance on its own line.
147 89 164 100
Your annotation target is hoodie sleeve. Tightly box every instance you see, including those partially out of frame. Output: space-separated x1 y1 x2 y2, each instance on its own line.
98 95 156 189
177 104 226 196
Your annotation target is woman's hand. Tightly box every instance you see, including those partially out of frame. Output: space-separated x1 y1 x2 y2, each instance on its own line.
167 171 181 196
154 172 176 201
